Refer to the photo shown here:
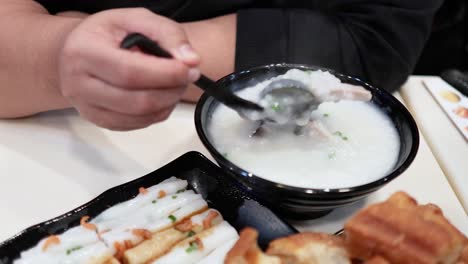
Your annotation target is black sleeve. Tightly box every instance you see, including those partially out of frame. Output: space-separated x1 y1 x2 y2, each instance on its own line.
235 1 443 92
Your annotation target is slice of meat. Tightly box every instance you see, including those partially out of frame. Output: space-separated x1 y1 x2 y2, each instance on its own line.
316 83 372 103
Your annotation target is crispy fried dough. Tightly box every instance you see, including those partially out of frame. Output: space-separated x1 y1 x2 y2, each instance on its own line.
344 192 466 264
266 232 350 264
225 228 281 264
456 239 468 264
225 192 466 264
102 257 120 264
363 256 390 264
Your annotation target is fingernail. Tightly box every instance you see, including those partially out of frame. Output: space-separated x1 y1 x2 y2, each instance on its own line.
188 68 200 82
177 44 199 61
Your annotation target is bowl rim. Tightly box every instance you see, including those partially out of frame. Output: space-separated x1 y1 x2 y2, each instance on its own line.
194 63 420 197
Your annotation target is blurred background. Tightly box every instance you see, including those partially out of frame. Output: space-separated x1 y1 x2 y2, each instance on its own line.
414 0 468 74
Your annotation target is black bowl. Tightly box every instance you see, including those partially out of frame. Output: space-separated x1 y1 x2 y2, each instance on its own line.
194 63 420 219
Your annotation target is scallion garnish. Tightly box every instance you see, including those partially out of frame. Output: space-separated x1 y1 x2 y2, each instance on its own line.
172 195 177 199
187 230 196 237
270 102 281 112
66 246 83 255
333 131 349 141
152 200 157 204
186 241 198 253
168 215 177 223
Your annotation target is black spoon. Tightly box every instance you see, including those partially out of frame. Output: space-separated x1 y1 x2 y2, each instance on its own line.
120 33 263 112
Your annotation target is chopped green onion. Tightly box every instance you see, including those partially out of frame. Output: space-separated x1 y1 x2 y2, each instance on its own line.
176 189 185 194
172 195 177 199
328 151 336 160
333 131 349 141
168 215 177 223
333 131 343 136
187 230 196 237
66 246 83 255
152 200 157 204
323 113 329 117
186 241 198 253
270 102 282 112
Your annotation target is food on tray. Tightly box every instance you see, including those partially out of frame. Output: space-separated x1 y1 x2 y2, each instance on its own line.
439 90 461 103
225 228 349 264
363 255 391 264
209 69 400 189
454 106 468 118
345 192 467 264
225 228 281 264
225 192 468 264
266 232 350 264
459 243 468 263
14 177 238 264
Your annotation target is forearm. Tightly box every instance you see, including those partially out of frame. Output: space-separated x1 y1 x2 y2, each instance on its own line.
0 1 81 118
181 14 236 102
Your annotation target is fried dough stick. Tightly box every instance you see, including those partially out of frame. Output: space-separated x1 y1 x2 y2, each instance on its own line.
344 192 466 264
225 228 281 264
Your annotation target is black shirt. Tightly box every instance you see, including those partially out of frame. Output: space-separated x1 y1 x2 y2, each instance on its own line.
35 0 443 91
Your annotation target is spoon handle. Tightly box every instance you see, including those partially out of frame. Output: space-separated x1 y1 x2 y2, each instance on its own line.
121 33 263 111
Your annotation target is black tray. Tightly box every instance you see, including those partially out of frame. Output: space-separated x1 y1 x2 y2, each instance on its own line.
0 151 297 263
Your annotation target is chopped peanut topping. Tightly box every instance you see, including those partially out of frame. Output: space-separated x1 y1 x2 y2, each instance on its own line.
42 235 60 251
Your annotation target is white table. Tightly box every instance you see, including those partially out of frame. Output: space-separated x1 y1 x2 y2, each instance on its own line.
401 77 468 212
0 77 466 243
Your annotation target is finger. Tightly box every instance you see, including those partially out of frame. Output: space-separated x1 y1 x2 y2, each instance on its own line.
73 42 200 89
76 103 174 131
63 75 185 116
117 8 200 66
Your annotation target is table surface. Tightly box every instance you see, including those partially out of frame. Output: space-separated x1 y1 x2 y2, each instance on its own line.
400 76 468 212
0 77 466 243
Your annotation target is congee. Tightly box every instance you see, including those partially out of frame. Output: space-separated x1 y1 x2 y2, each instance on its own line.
209 69 400 189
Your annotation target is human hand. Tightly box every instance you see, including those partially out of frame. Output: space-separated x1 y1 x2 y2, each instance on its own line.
59 8 200 130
